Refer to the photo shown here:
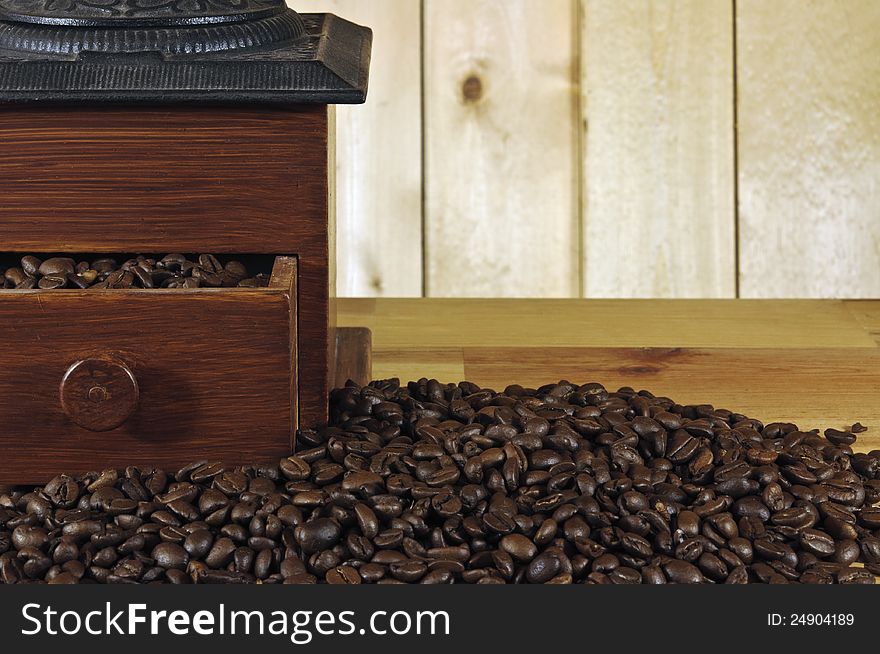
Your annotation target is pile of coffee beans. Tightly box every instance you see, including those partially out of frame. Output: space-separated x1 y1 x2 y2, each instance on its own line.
0 254 269 290
1 379 878 584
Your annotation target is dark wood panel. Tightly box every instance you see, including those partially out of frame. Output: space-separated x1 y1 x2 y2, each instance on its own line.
296 105 333 431
0 261 297 483
0 103 334 432
299 258 332 431
334 327 372 388
0 104 328 253
270 256 299 433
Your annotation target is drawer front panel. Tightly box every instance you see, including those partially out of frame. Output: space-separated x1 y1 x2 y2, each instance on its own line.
0 105 328 253
0 262 297 483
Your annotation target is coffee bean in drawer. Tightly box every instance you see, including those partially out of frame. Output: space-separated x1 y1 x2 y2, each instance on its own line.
0 254 270 290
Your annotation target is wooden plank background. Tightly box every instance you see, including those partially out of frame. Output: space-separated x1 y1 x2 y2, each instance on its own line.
297 1 880 300
737 0 880 299
582 0 735 298
424 0 580 298
296 0 424 298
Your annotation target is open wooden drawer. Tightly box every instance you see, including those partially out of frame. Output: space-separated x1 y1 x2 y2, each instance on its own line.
0 256 297 484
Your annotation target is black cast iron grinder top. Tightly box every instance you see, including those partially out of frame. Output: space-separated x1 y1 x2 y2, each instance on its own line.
0 0 371 103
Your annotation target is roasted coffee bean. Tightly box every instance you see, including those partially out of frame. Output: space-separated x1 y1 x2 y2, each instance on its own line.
4 267 27 286
697 553 728 582
152 543 189 570
21 256 41 277
762 483 785 512
771 506 816 530
131 266 153 289
825 429 857 446
38 257 76 277
2 380 877 584
2 254 269 291
824 516 858 541
326 565 361 585
483 510 516 534
295 518 342 554
499 534 537 562
280 456 311 481
833 540 861 565
641 565 666 584
62 520 102 543
662 559 705 584
676 511 700 537
118 534 145 555
38 275 67 289
526 552 562 584
52 540 79 564
198 254 223 274
204 538 236 569
351 502 379 539
837 567 875 584
183 529 214 560
608 567 641 584
12 526 49 551
725 566 749 584
224 261 249 283
342 471 384 495
621 533 652 558
667 431 699 464
733 497 771 522
675 538 704 562
861 537 880 564
390 560 427 583
799 529 836 557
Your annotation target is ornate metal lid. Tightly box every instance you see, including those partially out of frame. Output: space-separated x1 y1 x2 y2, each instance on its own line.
0 0 288 27
0 1 371 103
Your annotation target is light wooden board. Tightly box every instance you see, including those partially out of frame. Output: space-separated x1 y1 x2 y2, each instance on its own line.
372 347 466 389
340 298 880 452
462 347 880 450
846 301 880 346
339 299 879 349
294 0 423 297
424 0 581 298
581 0 735 298
737 0 880 299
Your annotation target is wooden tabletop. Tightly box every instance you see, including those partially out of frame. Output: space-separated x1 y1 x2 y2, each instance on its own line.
339 299 880 452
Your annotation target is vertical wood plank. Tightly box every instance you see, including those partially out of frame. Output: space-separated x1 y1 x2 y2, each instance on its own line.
294 0 423 297
424 0 580 298
581 0 735 298
738 0 880 298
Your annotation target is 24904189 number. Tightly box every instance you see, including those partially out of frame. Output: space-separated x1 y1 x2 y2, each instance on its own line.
768 614 855 627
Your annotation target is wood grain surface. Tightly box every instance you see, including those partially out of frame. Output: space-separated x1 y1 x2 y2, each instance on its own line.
339 299 880 452
270 256 300 434
338 299 877 349
582 0 735 298
0 260 298 484
847 302 880 346
463 347 880 443
295 0 423 298
736 0 880 298
333 327 373 389
424 0 580 298
0 103 334 431
303 2 879 300
0 105 328 253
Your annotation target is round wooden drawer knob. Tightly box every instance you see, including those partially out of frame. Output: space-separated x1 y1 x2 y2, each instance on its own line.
60 358 139 432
